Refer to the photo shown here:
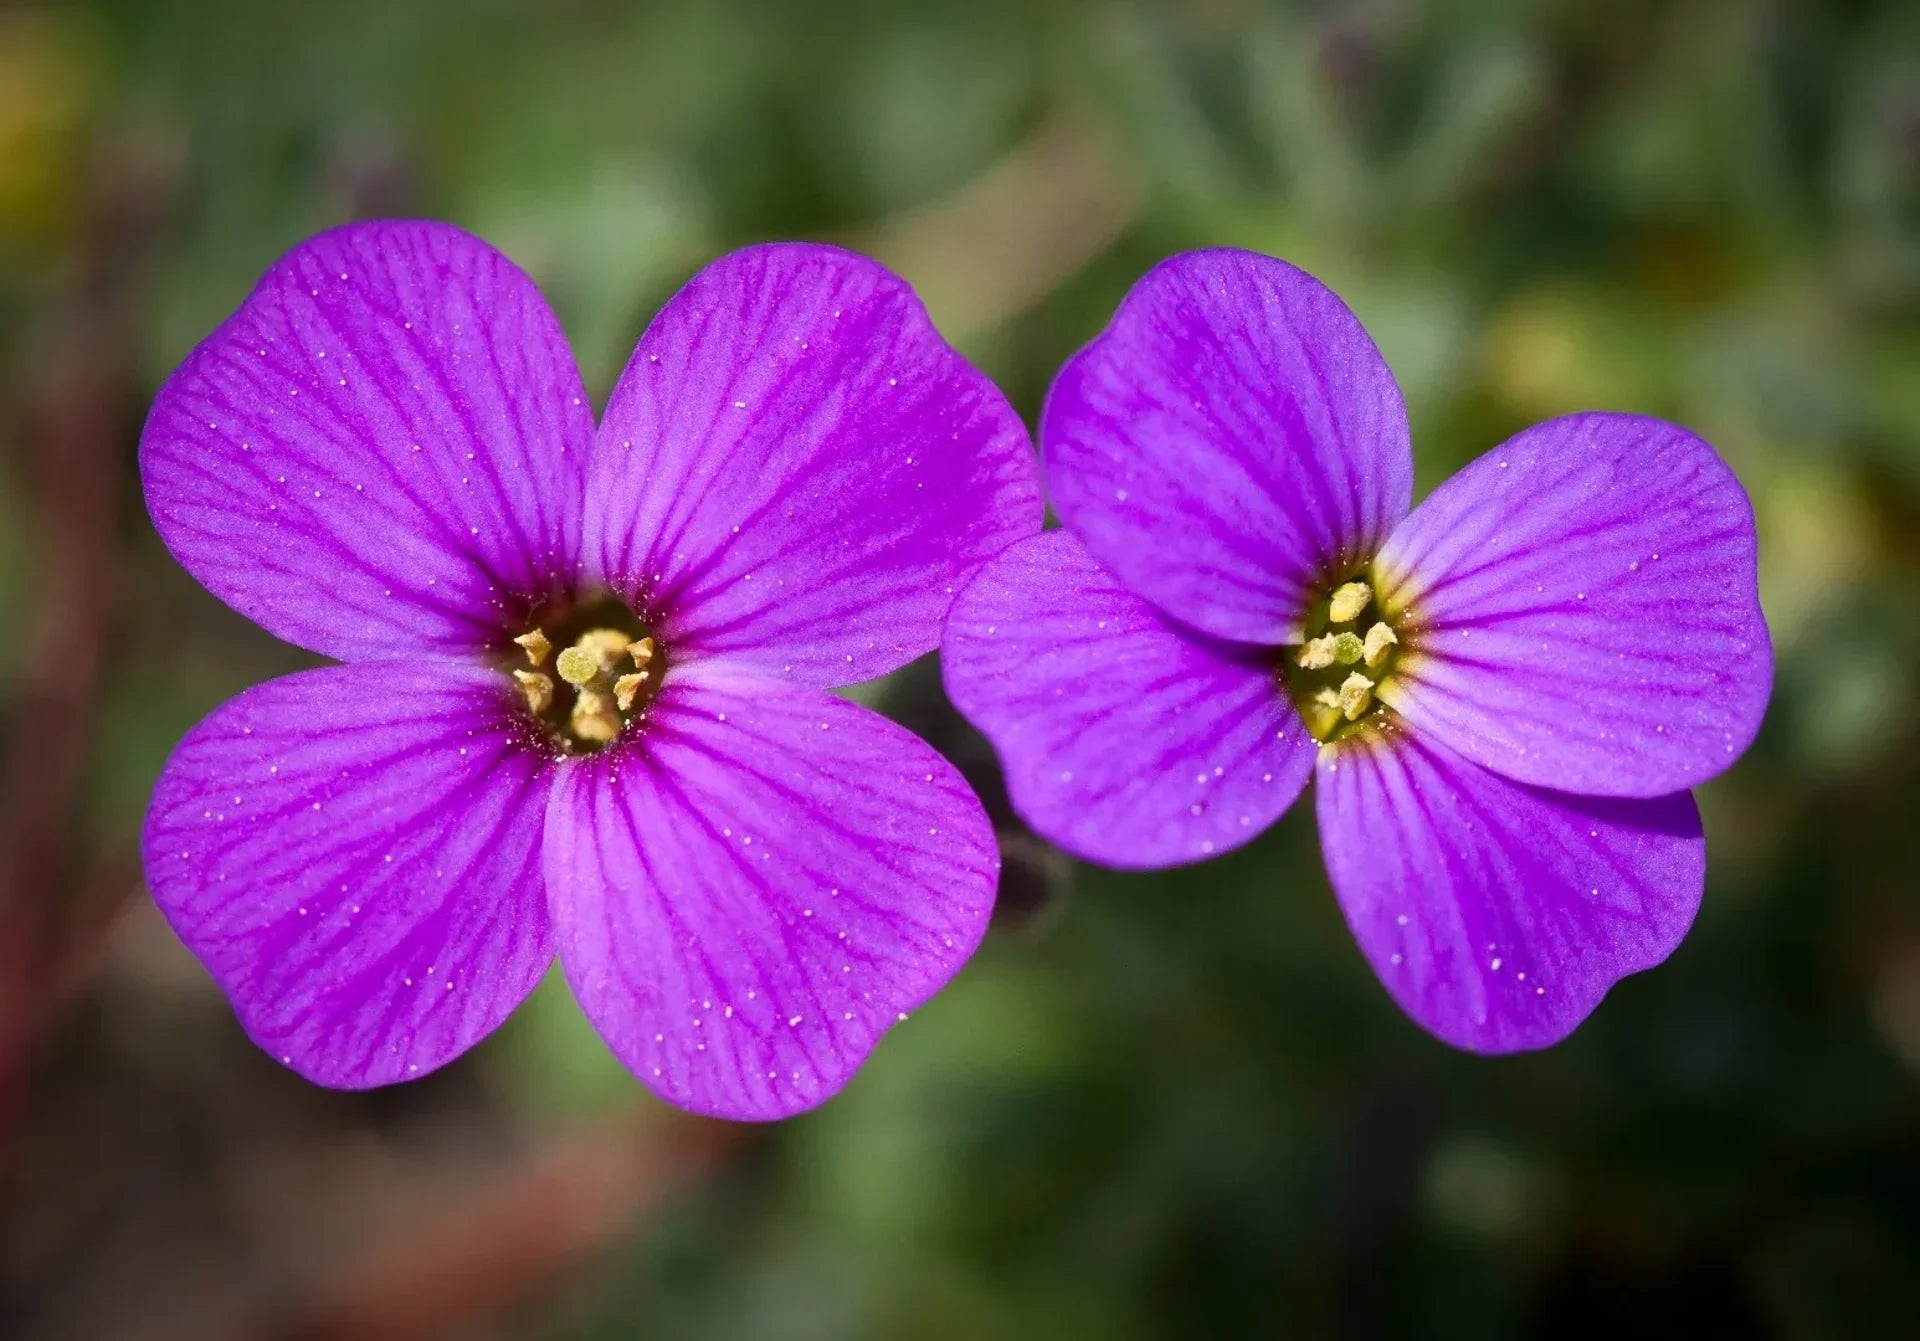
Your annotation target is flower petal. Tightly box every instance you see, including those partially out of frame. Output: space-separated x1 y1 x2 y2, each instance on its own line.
545 660 998 1120
1374 413 1771 797
1315 723 1703 1052
586 243 1040 687
142 662 554 1086
141 221 594 661
1042 249 1412 643
942 530 1313 869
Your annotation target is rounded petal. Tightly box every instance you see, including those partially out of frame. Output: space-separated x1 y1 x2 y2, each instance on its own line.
1374 413 1772 797
586 243 1041 687
1315 723 1704 1053
1042 249 1412 643
544 661 998 1120
942 530 1313 869
140 221 595 661
142 662 555 1086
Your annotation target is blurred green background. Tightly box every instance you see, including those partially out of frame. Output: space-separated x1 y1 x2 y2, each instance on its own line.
3 1 1918 1338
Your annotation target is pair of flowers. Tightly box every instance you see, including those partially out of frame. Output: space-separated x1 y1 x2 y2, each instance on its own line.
142 223 1768 1121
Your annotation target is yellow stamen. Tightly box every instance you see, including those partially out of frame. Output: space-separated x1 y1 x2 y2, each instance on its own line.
579 628 632 664
513 629 552 666
1338 672 1374 721
1328 581 1372 624
571 689 621 743
613 671 648 712
629 637 655 668
1297 634 1339 670
1314 686 1341 711
513 670 553 715
1363 621 1398 668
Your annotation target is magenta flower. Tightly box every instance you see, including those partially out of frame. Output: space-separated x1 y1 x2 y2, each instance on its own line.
942 250 1770 1051
141 222 1041 1118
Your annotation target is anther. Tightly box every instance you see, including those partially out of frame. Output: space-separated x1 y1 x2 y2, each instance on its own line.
629 637 655 668
1328 581 1372 624
1363 622 1398 668
579 629 632 664
513 670 553 715
1298 634 1339 670
614 672 648 712
571 689 621 743
513 630 552 666
1338 672 1374 721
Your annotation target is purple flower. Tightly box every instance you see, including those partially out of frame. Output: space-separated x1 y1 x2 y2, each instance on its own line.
140 222 1041 1118
942 249 1771 1051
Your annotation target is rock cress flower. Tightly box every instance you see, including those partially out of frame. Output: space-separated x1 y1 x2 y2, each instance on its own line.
942 249 1770 1050
141 221 1041 1118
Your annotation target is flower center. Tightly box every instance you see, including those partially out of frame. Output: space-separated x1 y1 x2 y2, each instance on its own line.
501 593 663 753
1283 575 1401 743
